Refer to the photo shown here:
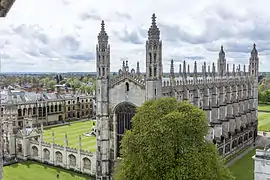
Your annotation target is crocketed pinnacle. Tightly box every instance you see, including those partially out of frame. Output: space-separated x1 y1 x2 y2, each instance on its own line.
219 45 225 56
170 59 174 78
251 43 258 56
98 20 108 42
148 13 160 40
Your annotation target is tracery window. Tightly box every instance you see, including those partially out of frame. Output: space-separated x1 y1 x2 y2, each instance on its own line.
115 103 136 157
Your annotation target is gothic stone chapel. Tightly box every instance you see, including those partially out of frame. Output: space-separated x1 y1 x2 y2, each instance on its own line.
95 14 259 179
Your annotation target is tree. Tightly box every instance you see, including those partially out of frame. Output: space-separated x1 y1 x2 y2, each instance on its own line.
114 97 234 180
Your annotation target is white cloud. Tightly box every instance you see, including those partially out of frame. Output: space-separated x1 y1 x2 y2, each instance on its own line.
0 0 269 72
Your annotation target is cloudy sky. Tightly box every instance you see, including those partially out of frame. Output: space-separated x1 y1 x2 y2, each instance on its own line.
0 0 268 72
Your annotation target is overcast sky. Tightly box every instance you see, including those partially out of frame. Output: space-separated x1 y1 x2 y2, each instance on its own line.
0 0 268 72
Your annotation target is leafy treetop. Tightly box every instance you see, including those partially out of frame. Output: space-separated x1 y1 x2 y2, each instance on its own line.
114 97 234 180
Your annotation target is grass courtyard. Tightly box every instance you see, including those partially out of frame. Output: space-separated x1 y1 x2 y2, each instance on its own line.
4 161 93 180
258 104 270 111
258 104 270 132
229 148 256 180
43 120 96 152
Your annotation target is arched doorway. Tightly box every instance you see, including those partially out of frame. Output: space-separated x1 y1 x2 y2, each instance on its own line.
115 102 136 157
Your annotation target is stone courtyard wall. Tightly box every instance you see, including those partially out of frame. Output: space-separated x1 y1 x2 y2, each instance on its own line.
28 140 96 176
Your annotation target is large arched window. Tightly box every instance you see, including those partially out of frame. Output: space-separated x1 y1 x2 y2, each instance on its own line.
115 102 136 157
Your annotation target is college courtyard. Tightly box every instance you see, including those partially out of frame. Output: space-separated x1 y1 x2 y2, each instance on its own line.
3 120 96 180
1 104 269 180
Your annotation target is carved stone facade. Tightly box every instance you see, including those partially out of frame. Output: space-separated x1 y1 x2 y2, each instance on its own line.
95 14 259 179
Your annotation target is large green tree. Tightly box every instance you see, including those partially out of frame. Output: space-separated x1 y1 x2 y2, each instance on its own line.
114 97 234 180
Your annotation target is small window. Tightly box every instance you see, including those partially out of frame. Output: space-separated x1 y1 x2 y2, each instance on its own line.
149 52 152 63
102 67 105 76
155 89 157 96
126 82 129 92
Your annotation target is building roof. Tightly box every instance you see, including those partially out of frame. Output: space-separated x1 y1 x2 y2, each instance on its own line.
0 89 91 105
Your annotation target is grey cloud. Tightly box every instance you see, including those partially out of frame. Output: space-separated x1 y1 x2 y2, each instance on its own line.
170 56 206 63
59 35 80 51
114 12 132 20
184 56 205 60
80 12 102 21
113 28 144 44
12 24 49 45
68 52 95 61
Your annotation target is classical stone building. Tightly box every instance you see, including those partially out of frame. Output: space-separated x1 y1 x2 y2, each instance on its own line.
95 13 259 179
1 91 96 176
0 89 94 128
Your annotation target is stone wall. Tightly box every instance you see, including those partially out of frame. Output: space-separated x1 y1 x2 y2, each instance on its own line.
27 140 96 176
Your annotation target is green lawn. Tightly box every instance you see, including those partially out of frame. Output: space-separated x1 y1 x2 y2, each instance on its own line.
4 161 93 180
258 112 270 131
43 120 96 152
229 149 256 180
258 104 270 111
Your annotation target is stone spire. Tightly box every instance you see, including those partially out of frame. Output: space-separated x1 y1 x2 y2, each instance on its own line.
203 62 207 82
98 20 108 43
227 64 229 72
238 64 241 76
233 64 235 76
251 43 258 56
136 61 140 74
249 43 259 76
183 60 187 81
244 64 246 75
218 45 226 76
219 45 225 56
148 13 160 40
179 64 182 76
212 63 216 78
170 59 175 78
193 61 197 81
